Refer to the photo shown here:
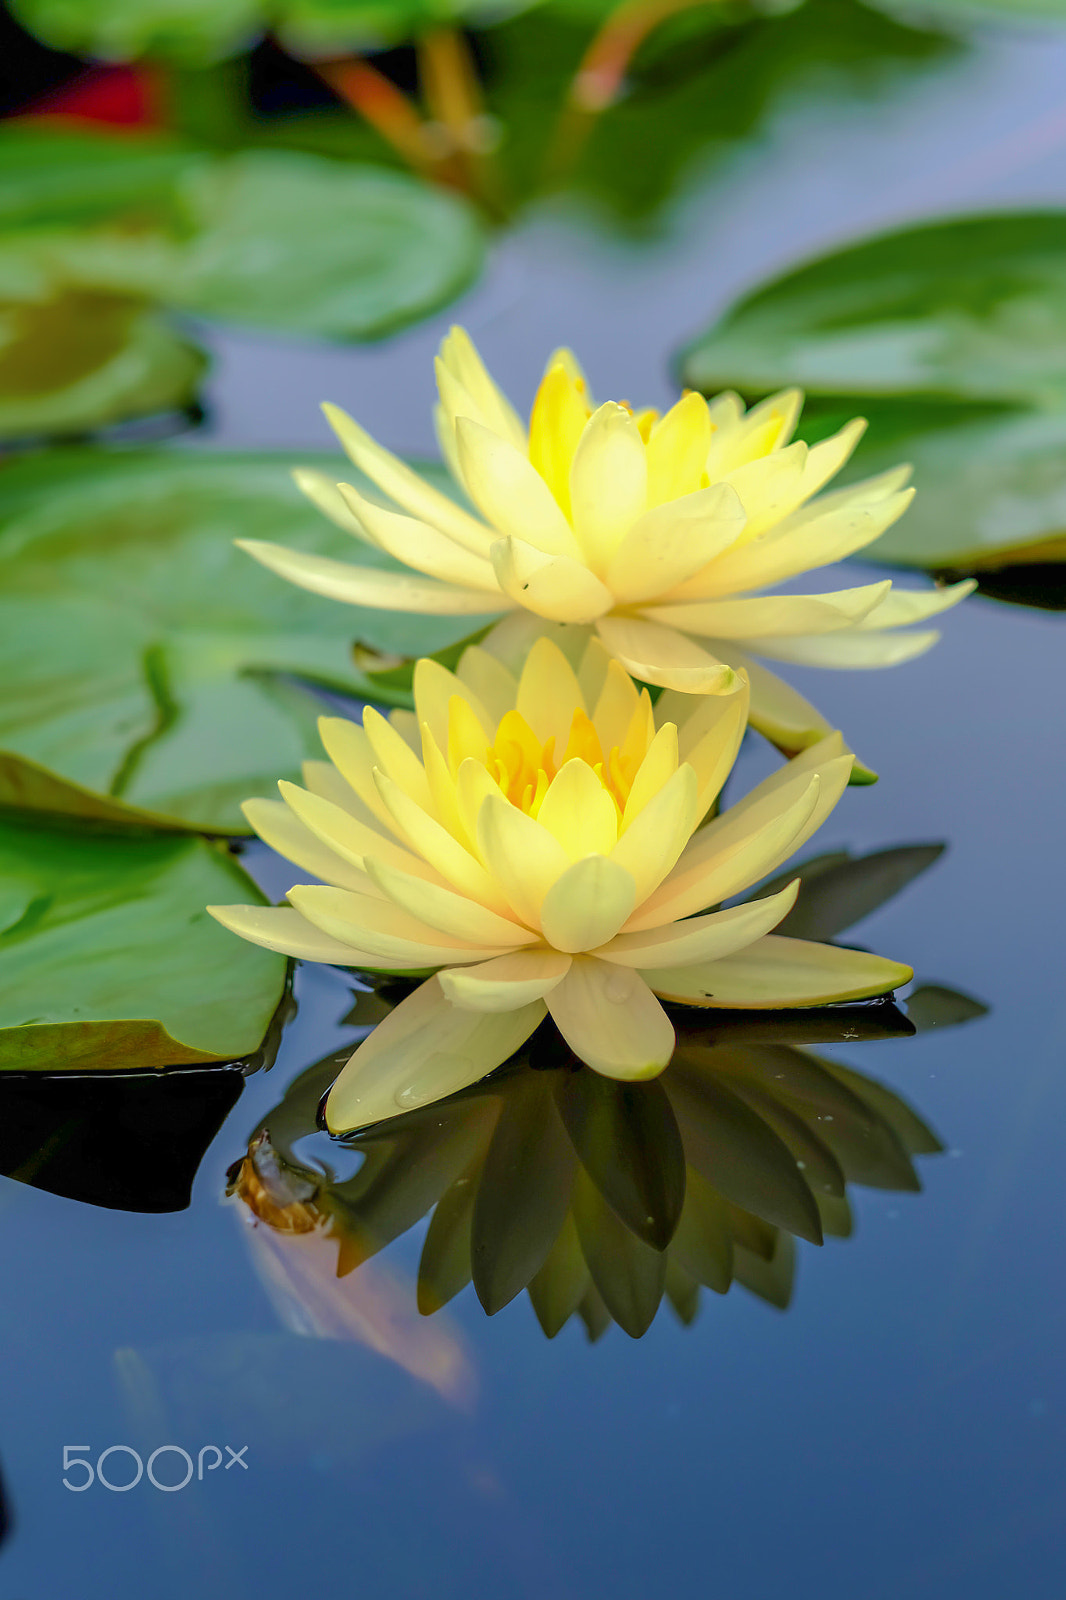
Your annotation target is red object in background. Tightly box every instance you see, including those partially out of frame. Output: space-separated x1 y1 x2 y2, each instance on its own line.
23 64 160 126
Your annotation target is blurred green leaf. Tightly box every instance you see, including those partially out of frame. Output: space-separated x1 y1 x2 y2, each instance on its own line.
10 0 265 65
158 149 484 338
486 0 951 225
0 447 489 832
824 400 1066 569
0 284 205 441
680 212 1066 406
0 812 286 1071
0 123 198 228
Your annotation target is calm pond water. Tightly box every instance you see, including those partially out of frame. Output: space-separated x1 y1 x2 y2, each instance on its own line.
2 18 1066 1599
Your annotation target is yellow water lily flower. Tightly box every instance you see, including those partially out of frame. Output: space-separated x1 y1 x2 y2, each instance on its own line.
239 326 973 766
209 637 911 1134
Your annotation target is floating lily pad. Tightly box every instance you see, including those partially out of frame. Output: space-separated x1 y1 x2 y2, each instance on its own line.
679 213 1066 407
0 812 287 1072
0 122 198 229
829 401 1066 569
9 0 264 64
0 283 206 441
160 149 485 339
0 447 485 832
0 130 485 364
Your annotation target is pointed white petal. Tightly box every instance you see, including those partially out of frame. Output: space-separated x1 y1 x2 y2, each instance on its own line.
600 880 798 967
439 949 572 1011
647 934 913 1008
208 902 366 963
539 856 636 952
322 400 492 555
643 580 892 639
324 976 544 1132
492 536 614 622
546 958 675 1079
456 416 583 558
605 482 746 604
237 540 500 615
337 481 501 586
595 615 739 695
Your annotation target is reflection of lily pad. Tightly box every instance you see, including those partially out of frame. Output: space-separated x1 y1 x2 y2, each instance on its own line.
679 213 1066 407
0 448 482 832
0 285 205 441
0 813 287 1071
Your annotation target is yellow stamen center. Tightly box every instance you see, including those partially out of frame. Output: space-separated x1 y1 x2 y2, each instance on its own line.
479 705 650 820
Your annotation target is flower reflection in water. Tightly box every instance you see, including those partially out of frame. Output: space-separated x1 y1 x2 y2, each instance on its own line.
231 964 984 1343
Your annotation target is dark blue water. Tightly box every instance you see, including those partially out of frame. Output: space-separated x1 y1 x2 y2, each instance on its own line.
2 19 1065 1598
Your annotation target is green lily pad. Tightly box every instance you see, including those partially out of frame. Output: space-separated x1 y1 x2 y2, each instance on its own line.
0 122 198 229
0 812 286 1072
160 149 485 339
831 400 1066 569
0 284 206 441
9 0 264 65
0 447 486 833
679 212 1066 407
0 131 485 352
488 0 951 226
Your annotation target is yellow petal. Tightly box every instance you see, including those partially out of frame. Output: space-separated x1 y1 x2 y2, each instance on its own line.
412 657 495 753
373 767 511 913
545 957 675 1079
437 326 527 452
644 580 892 639
599 880 799 967
300 758 376 825
647 934 913 1008
678 472 914 600
853 578 976 631
324 976 545 1132
594 615 738 695
622 722 678 828
610 763 699 904
569 402 648 569
289 884 507 966
491 535 613 622
236 541 500 615
477 792 570 929
591 656 643 754
439 948 572 1011
455 755 505 855
388 708 422 753
704 388 803 478
516 635 588 749
655 679 749 821
278 779 433 880
528 360 591 519
336 482 501 587
322 399 492 556
575 633 614 709
363 705 434 810
537 760 619 859
628 739 852 930
241 797 375 893
316 717 398 832
457 416 583 558
539 856 636 952
208 902 365 963
364 854 534 946
708 650 839 760
645 390 713 505
605 482 747 604
420 722 467 844
746 628 939 668
455 644 520 726
292 468 375 543
446 693 491 774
